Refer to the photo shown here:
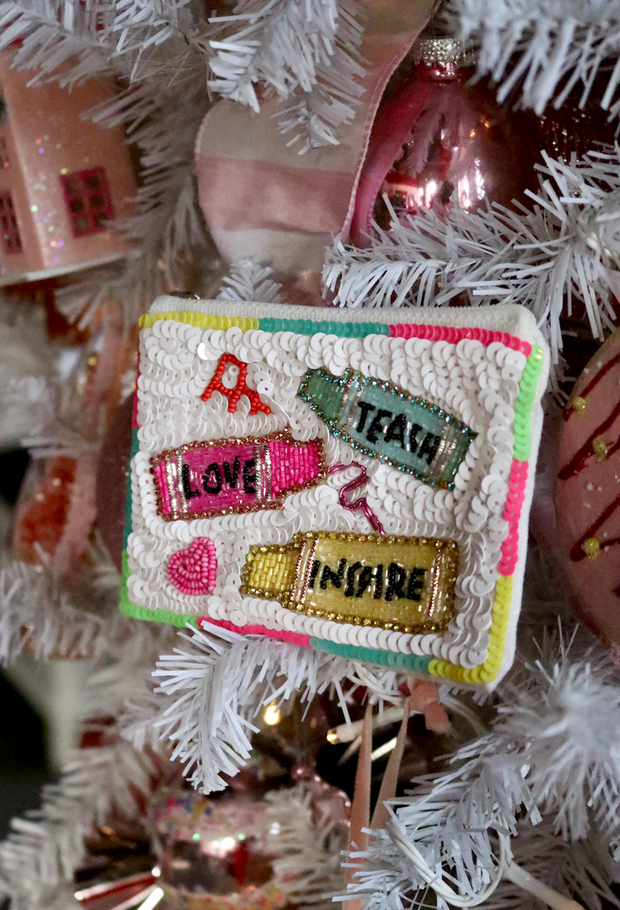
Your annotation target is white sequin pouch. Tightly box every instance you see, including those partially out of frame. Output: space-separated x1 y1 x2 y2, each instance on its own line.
122 298 548 691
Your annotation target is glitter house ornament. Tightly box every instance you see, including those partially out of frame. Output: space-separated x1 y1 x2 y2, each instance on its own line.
0 50 135 285
122 298 548 691
555 328 620 651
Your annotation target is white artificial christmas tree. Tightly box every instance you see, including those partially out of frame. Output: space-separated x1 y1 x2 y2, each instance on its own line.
0 2 619 909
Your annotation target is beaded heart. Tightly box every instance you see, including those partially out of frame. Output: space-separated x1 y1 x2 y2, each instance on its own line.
167 538 217 596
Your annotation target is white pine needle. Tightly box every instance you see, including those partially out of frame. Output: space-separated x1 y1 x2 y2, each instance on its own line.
208 0 367 149
219 259 285 302
266 781 347 908
345 627 620 910
0 739 155 910
122 622 404 794
324 146 620 383
443 0 620 116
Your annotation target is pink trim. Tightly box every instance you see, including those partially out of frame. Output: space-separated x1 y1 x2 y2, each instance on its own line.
198 617 310 648
153 462 172 514
350 78 431 244
498 459 528 576
389 323 532 357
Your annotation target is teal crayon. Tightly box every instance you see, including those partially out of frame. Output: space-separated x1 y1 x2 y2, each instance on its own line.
297 368 476 489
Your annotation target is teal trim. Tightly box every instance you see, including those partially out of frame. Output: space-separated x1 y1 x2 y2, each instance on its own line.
309 637 432 671
123 427 140 549
258 318 390 338
120 427 138 619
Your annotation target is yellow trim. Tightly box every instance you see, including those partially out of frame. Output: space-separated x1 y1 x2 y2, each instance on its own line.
139 311 259 331
427 574 513 684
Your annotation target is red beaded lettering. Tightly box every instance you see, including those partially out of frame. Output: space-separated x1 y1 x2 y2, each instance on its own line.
201 353 271 415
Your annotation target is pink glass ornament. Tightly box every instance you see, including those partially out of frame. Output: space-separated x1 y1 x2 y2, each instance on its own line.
152 788 285 910
0 49 135 284
351 37 538 244
151 743 349 910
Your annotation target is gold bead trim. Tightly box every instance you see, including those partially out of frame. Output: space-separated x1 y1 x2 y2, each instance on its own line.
240 531 459 634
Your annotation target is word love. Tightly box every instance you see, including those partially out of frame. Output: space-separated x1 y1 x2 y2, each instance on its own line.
298 368 476 489
151 431 325 521
241 532 458 634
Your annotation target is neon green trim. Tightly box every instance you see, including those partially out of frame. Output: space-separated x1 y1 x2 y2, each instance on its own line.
427 345 542 683
120 551 198 627
513 344 544 461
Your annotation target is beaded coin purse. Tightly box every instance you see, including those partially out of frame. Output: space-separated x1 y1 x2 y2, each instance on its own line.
122 298 548 690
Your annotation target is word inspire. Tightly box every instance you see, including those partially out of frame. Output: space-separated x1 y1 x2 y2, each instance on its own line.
241 532 458 633
309 557 425 602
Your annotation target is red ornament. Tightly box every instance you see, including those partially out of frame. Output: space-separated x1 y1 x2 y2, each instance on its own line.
201 354 271 415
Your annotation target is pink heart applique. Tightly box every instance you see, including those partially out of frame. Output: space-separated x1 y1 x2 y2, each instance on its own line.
167 537 217 596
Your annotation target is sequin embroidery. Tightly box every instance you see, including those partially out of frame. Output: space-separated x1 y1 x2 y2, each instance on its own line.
151 431 326 521
201 353 271 415
297 367 476 489
240 531 458 633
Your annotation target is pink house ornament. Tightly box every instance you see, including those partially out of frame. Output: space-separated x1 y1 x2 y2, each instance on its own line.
0 50 136 285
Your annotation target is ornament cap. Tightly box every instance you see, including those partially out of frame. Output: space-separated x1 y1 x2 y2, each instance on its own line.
412 37 475 69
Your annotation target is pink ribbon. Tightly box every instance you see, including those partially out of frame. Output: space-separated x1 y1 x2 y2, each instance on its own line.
328 462 385 535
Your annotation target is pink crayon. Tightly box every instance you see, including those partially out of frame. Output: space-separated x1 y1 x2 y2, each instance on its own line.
151 431 325 521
